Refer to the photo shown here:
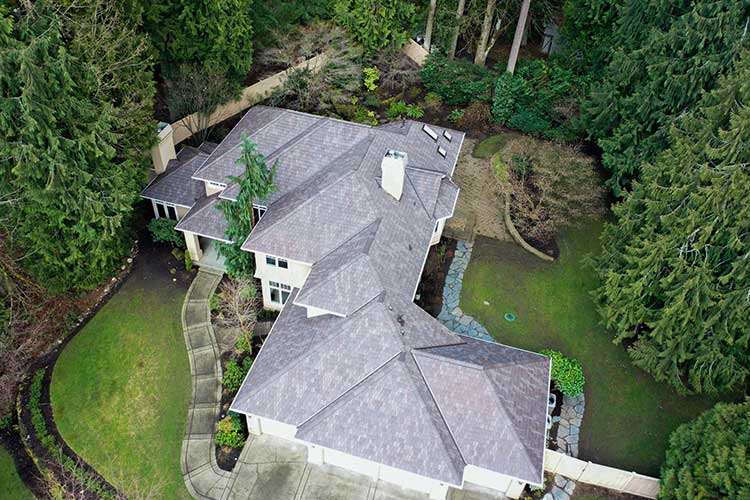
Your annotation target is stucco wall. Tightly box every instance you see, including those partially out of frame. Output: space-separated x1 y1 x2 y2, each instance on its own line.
430 218 446 246
253 252 312 310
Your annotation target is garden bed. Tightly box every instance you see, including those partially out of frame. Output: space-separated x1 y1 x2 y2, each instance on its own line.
415 238 457 318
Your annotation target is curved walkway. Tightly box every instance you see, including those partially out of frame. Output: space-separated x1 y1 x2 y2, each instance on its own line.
181 269 232 499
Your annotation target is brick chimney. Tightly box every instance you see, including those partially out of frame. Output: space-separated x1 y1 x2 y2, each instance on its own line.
381 150 407 201
151 122 176 175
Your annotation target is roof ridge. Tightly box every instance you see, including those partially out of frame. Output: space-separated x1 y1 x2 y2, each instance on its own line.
242 136 376 246
404 171 431 220
296 353 401 429
409 353 468 470
193 107 284 180
264 117 328 163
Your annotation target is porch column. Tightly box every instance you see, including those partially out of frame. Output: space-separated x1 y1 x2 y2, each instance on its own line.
506 481 526 499
184 232 203 262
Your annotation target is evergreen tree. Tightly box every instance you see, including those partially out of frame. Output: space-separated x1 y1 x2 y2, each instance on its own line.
559 0 619 76
594 50 750 395
333 0 416 55
217 137 277 278
660 401 750 500
0 1 155 292
579 0 750 194
139 0 254 83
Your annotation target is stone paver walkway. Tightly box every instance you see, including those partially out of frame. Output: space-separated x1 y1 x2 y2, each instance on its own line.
445 139 510 242
437 241 492 341
181 269 232 500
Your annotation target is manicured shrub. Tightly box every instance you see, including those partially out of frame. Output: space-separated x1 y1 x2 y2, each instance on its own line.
660 402 750 500
215 414 246 448
541 350 585 397
222 356 254 393
421 54 495 106
148 218 185 248
447 109 465 123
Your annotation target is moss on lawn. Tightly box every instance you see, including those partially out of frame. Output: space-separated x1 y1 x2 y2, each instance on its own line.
50 260 191 499
460 221 722 476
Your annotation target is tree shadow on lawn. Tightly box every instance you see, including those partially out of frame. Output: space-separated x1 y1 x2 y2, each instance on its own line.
459 222 726 477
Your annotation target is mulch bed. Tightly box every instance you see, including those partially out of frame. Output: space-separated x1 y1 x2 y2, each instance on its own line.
215 337 263 472
573 483 645 500
415 238 457 318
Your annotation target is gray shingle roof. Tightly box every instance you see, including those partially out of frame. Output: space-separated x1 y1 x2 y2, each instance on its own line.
231 289 550 486
165 105 549 488
140 144 216 207
174 193 230 242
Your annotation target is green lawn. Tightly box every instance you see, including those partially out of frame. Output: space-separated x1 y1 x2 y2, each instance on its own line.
0 445 32 500
461 220 721 476
50 261 191 499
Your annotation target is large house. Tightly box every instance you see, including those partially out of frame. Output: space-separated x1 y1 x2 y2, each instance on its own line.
142 106 551 500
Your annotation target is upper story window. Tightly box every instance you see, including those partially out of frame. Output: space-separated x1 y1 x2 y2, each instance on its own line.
253 204 267 222
265 255 288 269
208 181 226 189
154 201 178 220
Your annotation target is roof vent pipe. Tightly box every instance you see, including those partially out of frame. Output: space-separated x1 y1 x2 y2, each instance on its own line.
381 150 407 201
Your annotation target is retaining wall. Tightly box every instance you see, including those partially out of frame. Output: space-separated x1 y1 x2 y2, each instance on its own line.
544 450 660 499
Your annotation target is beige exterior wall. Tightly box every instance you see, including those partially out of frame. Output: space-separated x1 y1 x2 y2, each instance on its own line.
253 252 312 311
205 182 225 196
184 232 203 262
430 218 446 246
176 205 189 219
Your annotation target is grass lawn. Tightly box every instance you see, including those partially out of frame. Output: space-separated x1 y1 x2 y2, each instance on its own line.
50 255 191 499
0 446 32 499
461 221 722 476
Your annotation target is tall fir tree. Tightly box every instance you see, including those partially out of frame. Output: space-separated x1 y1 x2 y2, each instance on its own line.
660 402 750 500
578 0 750 195
217 137 277 278
594 50 750 395
138 0 254 84
0 1 155 292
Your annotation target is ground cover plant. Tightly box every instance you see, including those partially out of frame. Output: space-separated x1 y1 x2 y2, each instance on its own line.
50 258 191 499
459 224 722 475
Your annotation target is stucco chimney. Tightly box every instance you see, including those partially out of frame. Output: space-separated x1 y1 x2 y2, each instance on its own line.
151 122 176 175
381 150 407 201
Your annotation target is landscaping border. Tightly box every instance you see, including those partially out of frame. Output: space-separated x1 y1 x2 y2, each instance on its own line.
8 245 139 498
504 194 555 262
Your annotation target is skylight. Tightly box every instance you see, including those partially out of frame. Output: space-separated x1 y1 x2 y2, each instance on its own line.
443 130 452 142
422 124 438 141
437 146 447 158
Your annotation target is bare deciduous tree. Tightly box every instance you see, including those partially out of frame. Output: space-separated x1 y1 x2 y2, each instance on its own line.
216 277 260 351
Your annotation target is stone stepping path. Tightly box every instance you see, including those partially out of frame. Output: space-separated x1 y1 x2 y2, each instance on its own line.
437 241 493 341
181 269 232 500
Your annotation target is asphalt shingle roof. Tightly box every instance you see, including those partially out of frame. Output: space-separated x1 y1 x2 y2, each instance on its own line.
140 144 216 207
155 105 548 488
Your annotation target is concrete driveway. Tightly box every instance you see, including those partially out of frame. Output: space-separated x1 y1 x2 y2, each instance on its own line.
222 435 506 500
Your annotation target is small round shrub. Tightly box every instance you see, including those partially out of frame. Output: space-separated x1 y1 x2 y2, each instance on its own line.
447 109 465 123
148 218 185 248
215 415 246 448
222 356 254 393
457 102 491 130
541 349 585 397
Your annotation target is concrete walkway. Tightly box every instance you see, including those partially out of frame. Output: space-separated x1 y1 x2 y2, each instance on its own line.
181 269 232 500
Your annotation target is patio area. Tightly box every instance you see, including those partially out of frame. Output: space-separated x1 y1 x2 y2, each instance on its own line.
198 238 227 272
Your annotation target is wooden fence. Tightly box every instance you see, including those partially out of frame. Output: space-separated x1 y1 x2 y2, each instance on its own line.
544 450 660 499
170 52 329 144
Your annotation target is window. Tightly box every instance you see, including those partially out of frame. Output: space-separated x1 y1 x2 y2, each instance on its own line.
443 130 452 142
269 281 291 305
154 201 178 220
437 146 447 158
422 124 438 141
434 220 440 233
265 255 288 269
253 204 267 222
208 181 226 189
